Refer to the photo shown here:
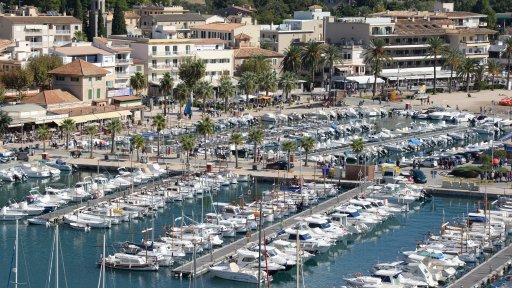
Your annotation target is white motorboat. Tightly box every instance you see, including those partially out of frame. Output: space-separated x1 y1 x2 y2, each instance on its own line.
209 262 269 284
17 164 51 178
0 169 19 182
27 217 50 226
99 253 159 271
344 274 382 287
8 201 45 216
69 222 91 232
63 213 112 228
0 207 27 221
47 159 73 171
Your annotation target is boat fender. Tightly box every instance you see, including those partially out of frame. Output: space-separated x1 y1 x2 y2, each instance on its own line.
355 272 362 278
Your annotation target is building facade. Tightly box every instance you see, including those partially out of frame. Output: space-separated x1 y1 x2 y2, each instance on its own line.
191 23 261 48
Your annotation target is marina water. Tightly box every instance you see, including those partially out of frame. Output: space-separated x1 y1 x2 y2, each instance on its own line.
0 172 489 288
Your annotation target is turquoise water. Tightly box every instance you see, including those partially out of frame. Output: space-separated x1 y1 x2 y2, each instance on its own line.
0 173 488 288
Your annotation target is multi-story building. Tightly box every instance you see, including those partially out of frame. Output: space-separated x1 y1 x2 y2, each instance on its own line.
107 11 141 35
133 5 188 17
214 4 256 18
191 22 260 48
233 47 283 76
0 15 82 55
0 40 33 73
140 13 224 38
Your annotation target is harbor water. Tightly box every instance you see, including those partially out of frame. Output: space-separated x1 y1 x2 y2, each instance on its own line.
0 172 491 288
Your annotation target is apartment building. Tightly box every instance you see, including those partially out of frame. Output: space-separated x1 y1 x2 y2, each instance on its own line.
0 40 34 72
133 5 188 16
191 22 260 48
233 47 283 76
0 15 82 55
140 13 224 38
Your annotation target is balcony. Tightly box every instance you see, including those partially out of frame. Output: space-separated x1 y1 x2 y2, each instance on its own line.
151 51 195 57
29 42 43 47
116 72 131 78
25 30 42 35
150 64 178 70
55 30 71 34
116 58 133 65
53 41 71 47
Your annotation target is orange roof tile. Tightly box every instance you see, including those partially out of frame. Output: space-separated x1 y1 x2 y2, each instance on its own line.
235 33 251 40
25 89 81 105
191 23 243 31
49 59 110 76
234 47 283 59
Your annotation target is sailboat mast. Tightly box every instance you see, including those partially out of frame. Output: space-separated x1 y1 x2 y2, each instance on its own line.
296 227 300 288
102 233 106 288
55 224 59 288
15 219 18 288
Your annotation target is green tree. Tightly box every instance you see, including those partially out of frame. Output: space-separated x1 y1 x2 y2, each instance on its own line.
279 71 296 101
180 134 197 169
425 37 446 95
0 110 12 133
1 68 33 102
73 0 83 20
238 71 257 103
61 119 76 150
28 55 62 90
503 37 512 88
240 54 271 75
487 59 501 91
363 38 392 101
457 58 480 93
230 132 244 168
117 0 128 11
153 114 166 157
97 8 106 37
443 48 463 93
159 72 173 116
300 136 315 167
129 72 145 96
281 46 302 75
323 44 342 97
258 70 278 97
132 134 146 162
73 30 87 41
196 116 215 160
84 125 97 159
350 138 365 165
281 140 296 171
37 125 50 152
173 83 189 115
0 84 5 104
106 118 123 154
219 74 235 113
248 128 264 163
194 80 214 115
473 0 496 28
84 11 92 41
112 0 127 35
178 57 206 91
301 40 324 94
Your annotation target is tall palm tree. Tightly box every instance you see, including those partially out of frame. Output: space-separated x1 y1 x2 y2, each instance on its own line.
443 48 463 93
180 134 197 169
242 54 271 75
129 72 145 96
194 80 214 115
196 116 215 160
350 138 365 165
106 118 123 154
281 46 302 75
487 59 501 91
153 114 166 157
301 40 324 95
279 72 297 101
159 72 174 116
219 74 235 113
61 118 76 150
248 128 264 163
36 125 50 152
239 72 257 103
300 136 315 167
323 44 342 97
457 58 480 94
178 57 206 104
503 37 512 88
230 132 244 168
258 70 278 97
132 134 146 162
363 38 392 101
425 37 446 95
173 83 189 115
281 140 296 171
84 125 97 159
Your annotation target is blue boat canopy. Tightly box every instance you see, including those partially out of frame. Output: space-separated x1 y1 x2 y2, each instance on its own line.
408 139 422 145
330 124 341 133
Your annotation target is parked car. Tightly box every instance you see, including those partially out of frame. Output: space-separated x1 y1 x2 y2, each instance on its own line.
410 169 427 184
266 161 294 170
420 158 438 168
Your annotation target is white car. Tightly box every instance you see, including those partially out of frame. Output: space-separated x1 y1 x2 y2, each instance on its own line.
420 158 438 168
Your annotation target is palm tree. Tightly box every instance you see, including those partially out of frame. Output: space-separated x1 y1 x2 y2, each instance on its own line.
173 83 189 115
159 72 174 116
0 111 12 133
457 58 480 94
61 118 76 150
363 38 392 101
242 54 271 75
279 72 297 101
196 116 215 160
350 138 365 165
301 40 324 95
132 134 146 162
503 37 512 88
323 44 342 97
425 37 446 95
443 48 463 93
178 57 206 105
300 136 315 167
194 80 214 115
281 141 297 171
219 74 235 113
153 114 166 157
180 134 197 169
84 125 97 159
487 59 501 91
258 70 278 97
129 72 145 96
239 72 257 103
230 132 244 168
248 128 264 163
281 46 302 74
36 125 50 152
106 118 123 154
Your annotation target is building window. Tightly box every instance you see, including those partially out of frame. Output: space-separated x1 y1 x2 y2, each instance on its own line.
136 66 142 72
173 46 177 55
186 45 190 54
152 46 157 55
88 89 92 99
75 25 79 30
71 77 79 82
106 81 113 87
96 88 101 98
152 73 157 81
272 58 277 65
89 77 93 82
96 76 102 81
56 76 65 81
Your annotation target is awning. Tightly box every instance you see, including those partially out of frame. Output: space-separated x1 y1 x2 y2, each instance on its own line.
8 123 24 128
346 76 385 84
117 110 132 117
93 112 123 120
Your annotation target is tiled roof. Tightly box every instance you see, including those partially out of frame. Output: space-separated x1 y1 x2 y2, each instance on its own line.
191 23 243 31
132 58 145 65
49 59 110 76
235 33 251 40
149 13 207 22
52 46 112 56
113 96 142 101
234 47 283 59
447 27 496 35
1 16 81 24
370 11 486 19
0 39 14 52
25 89 81 105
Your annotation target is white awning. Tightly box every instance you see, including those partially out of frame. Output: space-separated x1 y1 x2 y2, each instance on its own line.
346 76 385 84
